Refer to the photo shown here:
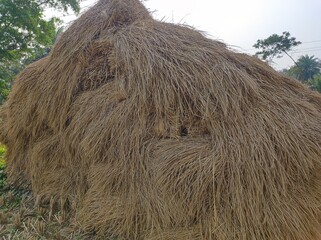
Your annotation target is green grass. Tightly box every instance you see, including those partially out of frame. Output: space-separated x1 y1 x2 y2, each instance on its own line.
0 144 5 167
0 145 6 193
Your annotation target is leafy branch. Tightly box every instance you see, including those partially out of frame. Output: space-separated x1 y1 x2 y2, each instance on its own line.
253 31 301 66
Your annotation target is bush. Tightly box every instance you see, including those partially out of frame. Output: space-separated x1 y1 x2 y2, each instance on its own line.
310 74 321 93
0 145 5 165
0 145 6 191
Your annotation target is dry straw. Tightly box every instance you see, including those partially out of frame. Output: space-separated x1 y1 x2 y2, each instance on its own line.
1 0 321 239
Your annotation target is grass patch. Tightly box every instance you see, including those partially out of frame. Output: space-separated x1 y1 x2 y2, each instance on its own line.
0 145 6 194
0 144 5 167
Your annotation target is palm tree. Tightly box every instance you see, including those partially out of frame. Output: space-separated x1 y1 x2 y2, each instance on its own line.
289 55 321 82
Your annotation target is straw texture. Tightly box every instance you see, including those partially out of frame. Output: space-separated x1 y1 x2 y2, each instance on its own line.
1 0 321 239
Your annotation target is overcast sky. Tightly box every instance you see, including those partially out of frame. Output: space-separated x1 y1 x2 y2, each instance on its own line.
46 0 321 70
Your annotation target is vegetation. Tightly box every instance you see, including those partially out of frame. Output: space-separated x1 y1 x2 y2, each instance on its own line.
310 74 321 92
253 32 321 93
280 55 321 92
0 145 6 191
287 55 321 81
0 0 81 104
0 193 89 239
253 31 301 64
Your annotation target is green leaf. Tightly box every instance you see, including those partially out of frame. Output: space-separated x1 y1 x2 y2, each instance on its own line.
0 0 81 104
253 32 301 63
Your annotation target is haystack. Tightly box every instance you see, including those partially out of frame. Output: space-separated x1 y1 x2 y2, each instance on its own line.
1 0 321 239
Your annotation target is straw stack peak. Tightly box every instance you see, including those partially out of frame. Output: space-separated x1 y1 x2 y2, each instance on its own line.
51 0 151 57
94 0 151 25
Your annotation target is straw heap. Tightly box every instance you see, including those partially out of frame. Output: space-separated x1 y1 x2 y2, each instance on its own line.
1 0 321 239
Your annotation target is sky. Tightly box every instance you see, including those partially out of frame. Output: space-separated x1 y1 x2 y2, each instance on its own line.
46 0 321 70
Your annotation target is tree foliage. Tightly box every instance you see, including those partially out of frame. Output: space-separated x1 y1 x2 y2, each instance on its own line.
253 31 301 63
0 0 79 62
282 55 321 93
288 55 320 81
0 0 80 104
0 59 21 103
310 74 321 93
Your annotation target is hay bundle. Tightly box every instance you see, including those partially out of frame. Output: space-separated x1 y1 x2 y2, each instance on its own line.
1 0 321 239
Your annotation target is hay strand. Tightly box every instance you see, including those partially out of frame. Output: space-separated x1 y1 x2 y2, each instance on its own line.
1 0 321 239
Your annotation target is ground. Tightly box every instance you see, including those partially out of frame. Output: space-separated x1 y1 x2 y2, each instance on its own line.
0 145 92 240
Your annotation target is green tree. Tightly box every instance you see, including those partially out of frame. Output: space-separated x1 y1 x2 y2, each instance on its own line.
310 74 321 93
0 0 79 62
253 31 301 65
288 55 320 82
0 0 80 104
0 59 21 103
